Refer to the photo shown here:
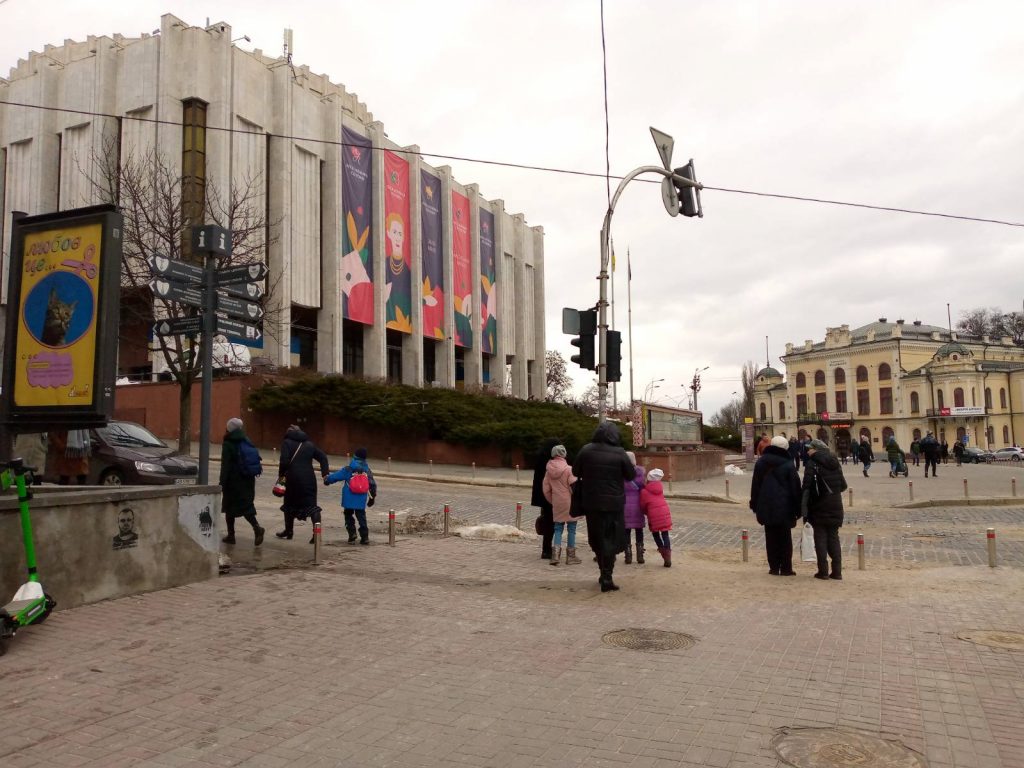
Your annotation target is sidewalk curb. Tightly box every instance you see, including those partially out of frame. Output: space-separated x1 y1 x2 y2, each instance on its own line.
896 497 1023 509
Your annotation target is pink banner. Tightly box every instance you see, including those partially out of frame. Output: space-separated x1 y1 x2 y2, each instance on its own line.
383 151 411 333
451 191 472 348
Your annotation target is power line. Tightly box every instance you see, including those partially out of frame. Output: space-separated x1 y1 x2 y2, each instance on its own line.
1 98 1022 228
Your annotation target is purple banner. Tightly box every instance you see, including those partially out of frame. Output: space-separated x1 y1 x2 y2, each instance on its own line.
420 171 444 339
479 208 496 354
341 126 373 324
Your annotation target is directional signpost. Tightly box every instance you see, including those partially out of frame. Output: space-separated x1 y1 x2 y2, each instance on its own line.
152 317 202 336
150 278 204 308
216 316 263 341
147 253 203 284
216 293 265 322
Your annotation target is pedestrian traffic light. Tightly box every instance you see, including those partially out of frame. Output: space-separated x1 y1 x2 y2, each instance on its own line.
606 330 622 382
672 160 703 218
570 309 596 370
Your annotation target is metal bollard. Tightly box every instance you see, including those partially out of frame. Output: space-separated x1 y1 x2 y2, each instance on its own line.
668 473 673 494
472 461 476 479
443 503 450 538
987 528 996 567
1013 478 1017 498
515 502 522 530
429 459 433 477
387 456 392 471
908 481 913 501
964 478 969 499
388 509 396 547
857 533 865 570
848 488 853 508
515 464 520 482
741 529 749 562
725 479 730 499
312 520 322 564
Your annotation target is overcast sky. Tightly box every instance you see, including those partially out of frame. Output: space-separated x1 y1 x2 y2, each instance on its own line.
4 1 1023 418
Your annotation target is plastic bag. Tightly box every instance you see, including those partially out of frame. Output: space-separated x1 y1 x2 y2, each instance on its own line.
800 522 816 562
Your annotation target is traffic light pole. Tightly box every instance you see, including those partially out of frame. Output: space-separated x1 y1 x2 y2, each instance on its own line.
597 165 696 421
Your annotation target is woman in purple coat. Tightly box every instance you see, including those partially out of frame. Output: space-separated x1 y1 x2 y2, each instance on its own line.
623 451 647 564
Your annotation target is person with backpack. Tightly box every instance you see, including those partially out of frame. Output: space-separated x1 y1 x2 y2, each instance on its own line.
218 417 265 546
324 447 377 545
802 438 848 580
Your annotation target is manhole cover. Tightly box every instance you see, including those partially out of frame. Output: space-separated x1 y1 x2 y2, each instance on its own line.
601 628 696 652
772 727 927 767
956 629 1024 651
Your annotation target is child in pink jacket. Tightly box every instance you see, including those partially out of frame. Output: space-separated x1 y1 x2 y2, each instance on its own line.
542 445 581 566
640 468 674 567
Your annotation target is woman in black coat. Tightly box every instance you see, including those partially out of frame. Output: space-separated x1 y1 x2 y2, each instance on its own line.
530 437 561 560
801 439 848 580
275 426 330 541
219 417 265 546
573 422 635 592
749 436 801 575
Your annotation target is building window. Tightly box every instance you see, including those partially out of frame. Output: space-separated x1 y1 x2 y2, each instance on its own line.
954 387 965 408
878 363 891 381
759 402 767 420
797 394 807 415
814 370 825 386
879 387 893 414
815 392 826 413
985 388 992 409
796 372 806 388
972 387 976 406
834 367 845 385
1000 388 1007 409
937 389 944 409
857 389 870 416
181 98 208 244
856 365 868 383
779 402 786 420
910 391 920 413
835 391 847 412
1004 425 1010 445
987 426 995 446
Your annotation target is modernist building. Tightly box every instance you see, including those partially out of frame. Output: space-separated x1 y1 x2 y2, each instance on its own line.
0 14 546 398
753 319 1024 453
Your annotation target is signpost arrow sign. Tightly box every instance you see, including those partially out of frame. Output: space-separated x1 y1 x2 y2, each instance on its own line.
216 316 263 341
215 261 269 286
149 278 204 308
153 317 202 336
216 293 265 321
219 281 264 301
147 252 204 285
649 126 675 170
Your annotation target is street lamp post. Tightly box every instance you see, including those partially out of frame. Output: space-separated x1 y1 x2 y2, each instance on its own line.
644 377 664 402
690 366 709 412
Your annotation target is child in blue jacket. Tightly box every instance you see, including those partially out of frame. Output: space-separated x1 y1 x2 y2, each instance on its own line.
324 447 377 544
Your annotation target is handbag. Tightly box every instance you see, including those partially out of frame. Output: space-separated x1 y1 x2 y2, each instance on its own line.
535 515 544 535
569 479 585 518
272 480 286 497
800 521 816 562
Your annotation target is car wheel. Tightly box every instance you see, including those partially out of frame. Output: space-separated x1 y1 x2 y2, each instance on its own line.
100 468 125 486
1013 455 1021 462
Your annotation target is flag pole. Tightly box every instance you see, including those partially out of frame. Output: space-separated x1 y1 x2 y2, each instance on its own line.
627 247 634 405
610 239 617 412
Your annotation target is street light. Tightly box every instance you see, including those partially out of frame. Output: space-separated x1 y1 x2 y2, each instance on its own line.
644 377 664 401
690 366 709 411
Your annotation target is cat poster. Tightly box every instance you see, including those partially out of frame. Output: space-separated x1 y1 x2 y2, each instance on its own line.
1 204 122 431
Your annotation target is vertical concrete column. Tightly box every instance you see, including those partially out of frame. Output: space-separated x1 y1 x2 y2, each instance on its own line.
318 100 343 374
363 121 386 379
403 144 424 387
463 183 482 389
264 65 294 367
510 214 528 399
491 199 509 394
530 225 547 400
437 165 456 389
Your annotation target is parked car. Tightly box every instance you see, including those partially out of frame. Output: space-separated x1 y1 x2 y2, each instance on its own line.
962 446 994 464
992 447 1024 462
43 421 198 486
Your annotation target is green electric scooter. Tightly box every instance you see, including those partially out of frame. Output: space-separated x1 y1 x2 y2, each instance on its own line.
0 458 56 656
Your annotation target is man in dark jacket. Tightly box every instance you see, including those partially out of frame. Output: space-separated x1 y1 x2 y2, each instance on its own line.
573 422 635 592
219 417 265 546
750 435 801 575
801 438 848 580
920 431 939 478
530 437 561 560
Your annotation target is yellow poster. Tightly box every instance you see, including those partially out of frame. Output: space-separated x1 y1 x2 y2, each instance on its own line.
13 223 103 407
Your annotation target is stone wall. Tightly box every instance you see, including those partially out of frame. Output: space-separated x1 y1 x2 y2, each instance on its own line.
0 486 221 611
637 449 724 482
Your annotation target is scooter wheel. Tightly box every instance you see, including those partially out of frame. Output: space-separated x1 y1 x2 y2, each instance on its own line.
33 594 56 625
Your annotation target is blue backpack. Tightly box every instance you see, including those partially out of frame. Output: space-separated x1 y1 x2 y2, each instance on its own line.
237 440 263 478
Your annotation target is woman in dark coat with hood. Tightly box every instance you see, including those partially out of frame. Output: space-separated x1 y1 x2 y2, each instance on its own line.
801 438 848 580
275 425 330 541
219 417 265 546
531 437 561 560
573 422 635 592
749 435 801 575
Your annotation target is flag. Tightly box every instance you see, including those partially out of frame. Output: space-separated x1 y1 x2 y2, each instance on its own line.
611 247 616 272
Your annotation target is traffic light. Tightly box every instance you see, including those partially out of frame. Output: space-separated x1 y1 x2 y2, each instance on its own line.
570 309 596 370
672 160 703 218
606 330 622 382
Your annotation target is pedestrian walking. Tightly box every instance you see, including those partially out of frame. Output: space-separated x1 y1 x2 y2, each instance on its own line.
531 437 561 561
324 447 377 545
46 428 90 485
953 440 965 466
541 445 580 566
921 431 939 477
910 438 921 466
749 435 801 576
800 437 811 468
573 422 635 592
801 438 848 580
850 439 860 466
755 433 771 457
886 436 906 478
275 425 330 542
859 436 874 477
640 468 674 567
789 436 802 469
940 440 949 465
622 451 647 564
218 417 265 546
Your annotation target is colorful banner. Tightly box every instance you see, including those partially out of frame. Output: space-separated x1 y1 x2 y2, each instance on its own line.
341 126 373 324
420 171 444 340
479 208 496 355
451 190 472 348
383 151 411 333
14 223 104 407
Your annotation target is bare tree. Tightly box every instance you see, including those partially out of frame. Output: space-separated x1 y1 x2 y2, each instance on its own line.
84 139 281 453
710 397 744 435
545 350 572 402
957 306 1024 346
740 360 757 419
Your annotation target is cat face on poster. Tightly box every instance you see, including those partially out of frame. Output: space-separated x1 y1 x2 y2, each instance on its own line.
41 287 77 347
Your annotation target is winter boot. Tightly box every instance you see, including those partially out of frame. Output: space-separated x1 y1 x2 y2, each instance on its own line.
662 548 672 568
565 547 582 565
221 534 236 545
599 555 620 592
550 546 561 566
636 545 645 564
624 544 633 564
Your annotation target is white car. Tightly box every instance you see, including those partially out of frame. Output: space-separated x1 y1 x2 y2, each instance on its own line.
992 447 1024 462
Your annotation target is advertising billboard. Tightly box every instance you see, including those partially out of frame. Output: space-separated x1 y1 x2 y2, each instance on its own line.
420 171 444 339
341 126 373 324
383 150 411 333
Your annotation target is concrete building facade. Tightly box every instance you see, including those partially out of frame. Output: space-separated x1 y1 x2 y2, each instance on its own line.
753 318 1024 453
0 14 546 398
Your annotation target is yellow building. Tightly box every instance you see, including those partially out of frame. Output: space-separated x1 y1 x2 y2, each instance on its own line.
752 318 1024 455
